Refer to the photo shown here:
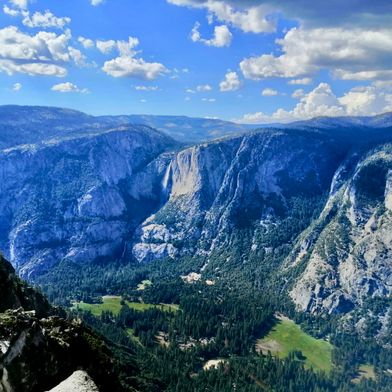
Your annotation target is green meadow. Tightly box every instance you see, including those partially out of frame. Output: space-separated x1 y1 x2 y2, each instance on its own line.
352 364 376 384
256 317 333 374
72 295 178 316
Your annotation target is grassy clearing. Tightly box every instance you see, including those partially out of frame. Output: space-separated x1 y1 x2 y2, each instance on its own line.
72 295 178 316
256 316 333 374
137 279 152 291
126 328 142 345
352 364 376 384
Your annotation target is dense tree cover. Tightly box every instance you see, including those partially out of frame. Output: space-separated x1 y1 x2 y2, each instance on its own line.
36 251 392 391
69 279 392 391
143 353 337 392
33 189 392 391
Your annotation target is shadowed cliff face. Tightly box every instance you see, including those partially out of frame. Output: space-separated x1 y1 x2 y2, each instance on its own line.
0 124 174 278
131 128 392 316
1 112 345 279
0 254 50 317
0 255 132 392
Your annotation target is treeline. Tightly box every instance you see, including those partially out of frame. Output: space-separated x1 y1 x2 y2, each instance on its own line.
74 280 392 391
34 189 392 391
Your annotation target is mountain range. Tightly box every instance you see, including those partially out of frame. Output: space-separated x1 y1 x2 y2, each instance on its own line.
1 105 392 320
0 105 257 148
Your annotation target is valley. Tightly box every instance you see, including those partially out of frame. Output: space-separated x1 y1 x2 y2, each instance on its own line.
256 315 333 373
1 0 391 388
1 106 392 391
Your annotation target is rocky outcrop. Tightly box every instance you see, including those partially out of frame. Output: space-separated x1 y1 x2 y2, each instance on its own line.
132 129 346 262
0 124 174 278
48 370 99 392
0 308 123 392
0 256 127 392
288 145 392 314
0 254 50 317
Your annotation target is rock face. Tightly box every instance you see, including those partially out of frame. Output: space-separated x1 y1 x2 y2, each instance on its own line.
0 310 102 392
2 105 392 316
0 122 174 278
0 254 50 317
48 371 99 392
0 255 126 392
131 129 345 262
131 126 392 316
288 145 392 314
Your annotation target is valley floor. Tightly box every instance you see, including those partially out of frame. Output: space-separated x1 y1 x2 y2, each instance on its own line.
256 315 333 373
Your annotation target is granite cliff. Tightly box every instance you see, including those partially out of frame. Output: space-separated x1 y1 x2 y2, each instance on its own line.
1 106 392 318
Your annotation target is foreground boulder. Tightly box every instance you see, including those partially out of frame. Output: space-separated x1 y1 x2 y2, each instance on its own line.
48 371 99 392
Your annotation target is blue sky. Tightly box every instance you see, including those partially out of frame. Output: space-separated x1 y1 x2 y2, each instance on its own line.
0 0 391 123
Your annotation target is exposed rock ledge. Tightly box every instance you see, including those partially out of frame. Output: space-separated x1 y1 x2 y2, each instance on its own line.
48 371 99 392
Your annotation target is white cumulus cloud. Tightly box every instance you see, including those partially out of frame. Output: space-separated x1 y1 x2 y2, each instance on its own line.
134 85 159 91
97 36 166 80
9 0 28 10
167 0 391 31
288 78 312 85
103 57 166 79
0 26 82 77
78 36 95 49
97 36 140 56
0 61 67 76
291 88 305 99
219 71 241 91
3 3 70 30
236 82 392 124
240 27 392 82
51 82 89 93
96 39 117 54
196 84 212 92
339 86 392 116
3 5 19 16
191 22 232 47
22 10 71 29
262 88 278 96
168 1 275 34
12 82 22 91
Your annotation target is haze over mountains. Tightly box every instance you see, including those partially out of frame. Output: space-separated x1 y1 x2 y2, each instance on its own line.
0 105 257 148
1 105 392 319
